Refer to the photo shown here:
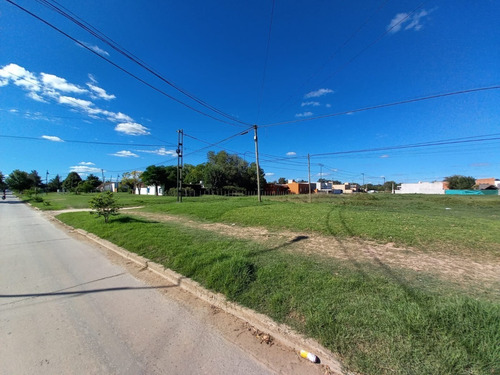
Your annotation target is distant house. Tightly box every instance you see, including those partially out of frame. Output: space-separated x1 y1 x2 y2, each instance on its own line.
332 183 361 194
287 180 316 194
135 183 163 196
396 181 446 194
265 183 289 195
476 178 500 189
98 182 117 192
477 184 498 191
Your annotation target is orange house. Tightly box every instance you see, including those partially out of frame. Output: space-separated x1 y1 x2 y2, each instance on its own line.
287 181 315 194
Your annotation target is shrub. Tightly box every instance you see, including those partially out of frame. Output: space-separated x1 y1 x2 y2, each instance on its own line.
89 192 121 223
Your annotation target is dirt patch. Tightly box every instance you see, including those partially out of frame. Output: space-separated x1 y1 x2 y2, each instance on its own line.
129 211 500 293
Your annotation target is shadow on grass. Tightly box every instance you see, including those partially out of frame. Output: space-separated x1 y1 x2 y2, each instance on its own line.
249 235 309 257
110 216 160 224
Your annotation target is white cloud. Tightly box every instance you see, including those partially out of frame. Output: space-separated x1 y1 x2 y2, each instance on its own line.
295 112 313 118
286 151 296 156
58 95 94 110
0 63 41 92
9 109 19 113
405 9 429 31
304 88 333 99
265 172 275 177
79 161 95 165
301 101 320 107
111 150 139 158
1 63 142 136
77 41 110 57
115 122 150 136
107 111 133 123
70 165 102 174
42 135 64 142
387 9 430 34
325 103 332 108
138 147 176 156
87 83 116 100
41 73 87 94
380 154 390 158
28 92 48 103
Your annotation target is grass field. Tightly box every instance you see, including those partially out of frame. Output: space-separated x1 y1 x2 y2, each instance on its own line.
43 192 500 374
28 192 500 256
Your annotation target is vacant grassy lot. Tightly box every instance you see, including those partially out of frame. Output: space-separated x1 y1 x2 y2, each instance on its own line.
52 193 500 375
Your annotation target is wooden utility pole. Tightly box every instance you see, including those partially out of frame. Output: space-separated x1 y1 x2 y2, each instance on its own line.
176 129 184 203
253 125 261 202
308 153 312 203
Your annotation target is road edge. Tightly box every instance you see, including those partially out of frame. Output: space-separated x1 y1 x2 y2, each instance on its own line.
44 210 348 375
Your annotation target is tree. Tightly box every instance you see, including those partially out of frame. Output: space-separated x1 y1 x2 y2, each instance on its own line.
6 170 32 191
277 177 287 184
121 171 142 193
184 164 206 185
78 174 102 193
445 175 476 190
48 175 63 192
89 191 120 223
141 165 176 195
62 172 82 192
203 151 266 191
28 170 43 190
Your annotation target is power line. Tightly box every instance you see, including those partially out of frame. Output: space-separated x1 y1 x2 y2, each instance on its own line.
34 0 250 126
183 127 253 157
0 134 171 147
6 0 247 128
262 85 500 127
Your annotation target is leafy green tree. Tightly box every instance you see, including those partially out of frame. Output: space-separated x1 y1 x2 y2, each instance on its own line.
62 172 82 192
184 164 206 185
28 170 43 190
445 175 476 190
86 174 102 190
141 165 176 195
6 169 32 191
277 177 287 184
204 151 266 191
48 175 63 192
89 191 120 223
121 171 142 193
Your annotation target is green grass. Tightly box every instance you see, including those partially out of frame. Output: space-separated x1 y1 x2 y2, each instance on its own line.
58 211 500 375
21 191 175 211
33 192 500 255
141 194 500 255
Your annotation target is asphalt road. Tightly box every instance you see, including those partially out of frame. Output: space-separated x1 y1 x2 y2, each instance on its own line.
0 193 276 375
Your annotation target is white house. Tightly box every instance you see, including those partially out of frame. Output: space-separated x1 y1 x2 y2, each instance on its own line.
135 184 163 196
396 181 445 194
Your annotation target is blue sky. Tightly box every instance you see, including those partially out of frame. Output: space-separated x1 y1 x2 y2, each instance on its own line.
1 0 499 185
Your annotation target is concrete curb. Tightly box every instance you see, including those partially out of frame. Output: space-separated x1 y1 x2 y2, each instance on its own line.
55 217 347 374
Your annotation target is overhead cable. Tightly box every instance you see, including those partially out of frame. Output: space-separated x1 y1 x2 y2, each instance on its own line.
6 0 247 128
262 85 500 127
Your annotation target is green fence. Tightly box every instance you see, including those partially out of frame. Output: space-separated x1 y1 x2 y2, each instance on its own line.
445 189 499 195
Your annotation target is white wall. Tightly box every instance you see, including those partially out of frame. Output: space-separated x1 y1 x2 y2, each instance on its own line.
135 185 163 195
396 182 445 194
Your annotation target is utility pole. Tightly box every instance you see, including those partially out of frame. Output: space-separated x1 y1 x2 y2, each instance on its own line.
253 125 261 202
176 129 184 203
308 153 312 203
46 170 49 195
362 173 365 192
101 169 105 184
